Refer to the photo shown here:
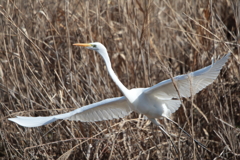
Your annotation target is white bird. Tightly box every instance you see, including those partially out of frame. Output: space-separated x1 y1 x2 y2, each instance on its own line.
8 42 230 152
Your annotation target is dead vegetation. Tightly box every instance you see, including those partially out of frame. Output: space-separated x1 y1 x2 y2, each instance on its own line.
0 0 239 159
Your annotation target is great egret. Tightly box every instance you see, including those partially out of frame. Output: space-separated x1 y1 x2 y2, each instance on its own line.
9 42 230 153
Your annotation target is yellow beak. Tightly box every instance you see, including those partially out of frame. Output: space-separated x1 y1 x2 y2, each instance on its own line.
73 43 92 47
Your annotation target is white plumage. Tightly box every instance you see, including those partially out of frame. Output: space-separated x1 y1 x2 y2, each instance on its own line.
8 42 230 129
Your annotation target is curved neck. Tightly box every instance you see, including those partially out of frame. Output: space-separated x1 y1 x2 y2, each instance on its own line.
99 51 129 97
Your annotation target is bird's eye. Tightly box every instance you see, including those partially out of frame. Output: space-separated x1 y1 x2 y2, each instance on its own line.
92 45 96 47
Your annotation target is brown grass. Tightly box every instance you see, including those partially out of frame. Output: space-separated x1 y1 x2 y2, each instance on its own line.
0 0 240 159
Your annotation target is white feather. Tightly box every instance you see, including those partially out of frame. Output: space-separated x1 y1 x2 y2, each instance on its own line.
144 53 230 99
8 97 132 127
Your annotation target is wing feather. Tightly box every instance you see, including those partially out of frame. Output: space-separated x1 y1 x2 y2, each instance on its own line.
8 96 132 127
163 100 182 113
144 53 230 99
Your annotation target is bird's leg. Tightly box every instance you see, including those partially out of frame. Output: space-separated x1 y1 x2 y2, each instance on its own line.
164 116 212 153
149 118 179 154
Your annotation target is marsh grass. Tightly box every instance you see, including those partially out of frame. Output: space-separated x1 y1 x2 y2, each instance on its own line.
0 0 239 159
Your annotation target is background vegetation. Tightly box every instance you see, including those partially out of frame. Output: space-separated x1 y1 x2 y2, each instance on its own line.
0 0 239 159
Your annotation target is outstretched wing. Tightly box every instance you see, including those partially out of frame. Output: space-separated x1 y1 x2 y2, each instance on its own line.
144 53 230 99
8 96 132 127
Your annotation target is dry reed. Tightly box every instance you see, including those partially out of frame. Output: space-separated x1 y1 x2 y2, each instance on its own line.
0 0 239 159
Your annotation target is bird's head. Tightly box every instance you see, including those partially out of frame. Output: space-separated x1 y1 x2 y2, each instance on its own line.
73 42 107 56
